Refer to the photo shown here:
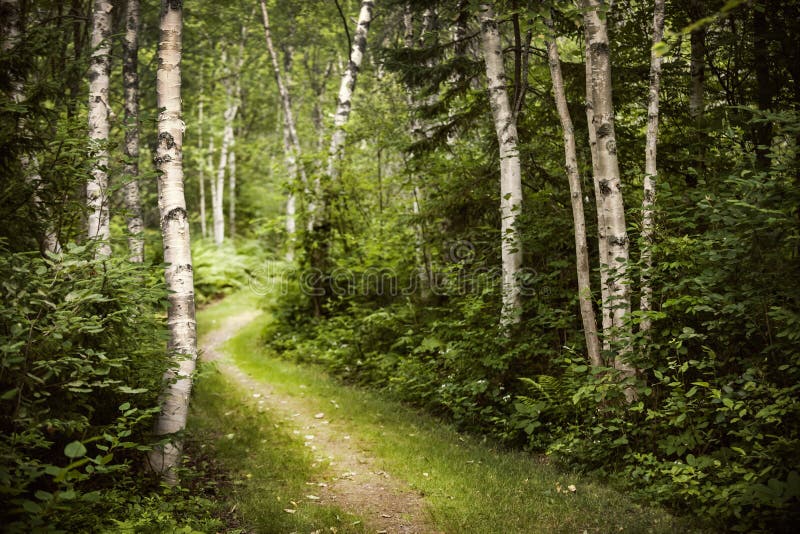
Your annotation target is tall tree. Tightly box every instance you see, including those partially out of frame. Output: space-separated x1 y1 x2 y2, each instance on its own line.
639 0 665 334
147 0 197 484
198 76 208 239
123 0 144 262
479 2 523 326
87 0 113 257
1 0 61 255
583 0 636 394
544 17 601 367
259 0 306 260
310 0 375 315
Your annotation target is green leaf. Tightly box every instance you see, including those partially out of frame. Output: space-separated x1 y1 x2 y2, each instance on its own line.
64 440 87 459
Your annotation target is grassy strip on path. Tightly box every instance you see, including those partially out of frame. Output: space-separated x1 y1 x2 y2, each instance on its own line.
191 292 704 533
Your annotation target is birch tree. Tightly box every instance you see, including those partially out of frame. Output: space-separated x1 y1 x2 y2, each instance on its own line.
123 0 144 262
198 79 208 239
479 2 523 326
259 0 307 260
544 19 601 367
147 0 197 483
1 0 61 255
583 0 636 395
639 0 665 334
87 0 113 257
310 0 375 314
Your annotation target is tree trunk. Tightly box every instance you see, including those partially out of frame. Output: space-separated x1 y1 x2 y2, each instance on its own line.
312 0 375 315
148 0 197 485
583 0 636 397
198 85 207 239
2 0 62 255
688 0 706 187
123 0 143 262
545 19 601 368
259 0 307 259
87 0 112 257
640 0 665 334
213 64 237 247
228 146 236 239
479 2 524 327
585 38 611 354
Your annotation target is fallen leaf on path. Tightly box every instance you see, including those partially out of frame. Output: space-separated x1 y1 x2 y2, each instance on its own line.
314 412 325 419
380 513 392 518
568 484 577 493
306 494 320 500
283 509 296 514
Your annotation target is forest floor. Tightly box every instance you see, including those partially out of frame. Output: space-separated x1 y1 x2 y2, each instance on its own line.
187 292 703 533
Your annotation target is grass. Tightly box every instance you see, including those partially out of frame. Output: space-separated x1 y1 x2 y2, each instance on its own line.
190 292 705 533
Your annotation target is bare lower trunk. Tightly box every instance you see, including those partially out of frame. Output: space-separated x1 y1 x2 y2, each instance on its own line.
479 2 524 327
583 0 636 398
87 0 112 257
148 0 197 484
545 22 601 368
123 0 143 262
640 0 665 334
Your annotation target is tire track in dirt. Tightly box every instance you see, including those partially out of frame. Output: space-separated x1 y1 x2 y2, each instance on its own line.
200 310 434 534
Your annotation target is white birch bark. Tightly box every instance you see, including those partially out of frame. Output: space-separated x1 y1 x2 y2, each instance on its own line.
213 64 237 247
147 0 197 484
639 0 665 334
2 0 61 255
228 146 236 239
545 24 602 368
585 37 611 354
87 0 113 257
479 2 523 326
123 0 144 262
198 86 207 239
583 0 636 396
327 0 375 182
259 0 306 260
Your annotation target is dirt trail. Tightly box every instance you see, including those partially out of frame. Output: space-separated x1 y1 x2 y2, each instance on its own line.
200 311 434 534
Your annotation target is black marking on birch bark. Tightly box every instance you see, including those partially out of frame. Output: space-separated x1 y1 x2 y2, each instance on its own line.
172 263 193 273
165 207 187 221
608 234 628 247
644 188 655 203
158 131 176 149
596 122 612 138
605 139 616 154
589 42 609 56
599 179 612 196
167 0 182 9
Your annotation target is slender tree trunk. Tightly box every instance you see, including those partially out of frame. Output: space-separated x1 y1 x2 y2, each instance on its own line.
311 0 375 315
228 146 236 239
688 0 706 187
584 37 611 355
123 0 143 262
148 0 197 484
583 0 636 397
259 0 307 259
640 0 665 334
479 2 524 327
545 20 601 368
2 0 62 255
198 85 207 239
213 65 237 247
87 0 112 257
327 0 374 185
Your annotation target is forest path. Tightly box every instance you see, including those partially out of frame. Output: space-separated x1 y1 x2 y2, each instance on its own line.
199 306 434 534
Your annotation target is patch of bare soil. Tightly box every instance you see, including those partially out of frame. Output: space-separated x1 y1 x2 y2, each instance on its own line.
200 311 435 534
